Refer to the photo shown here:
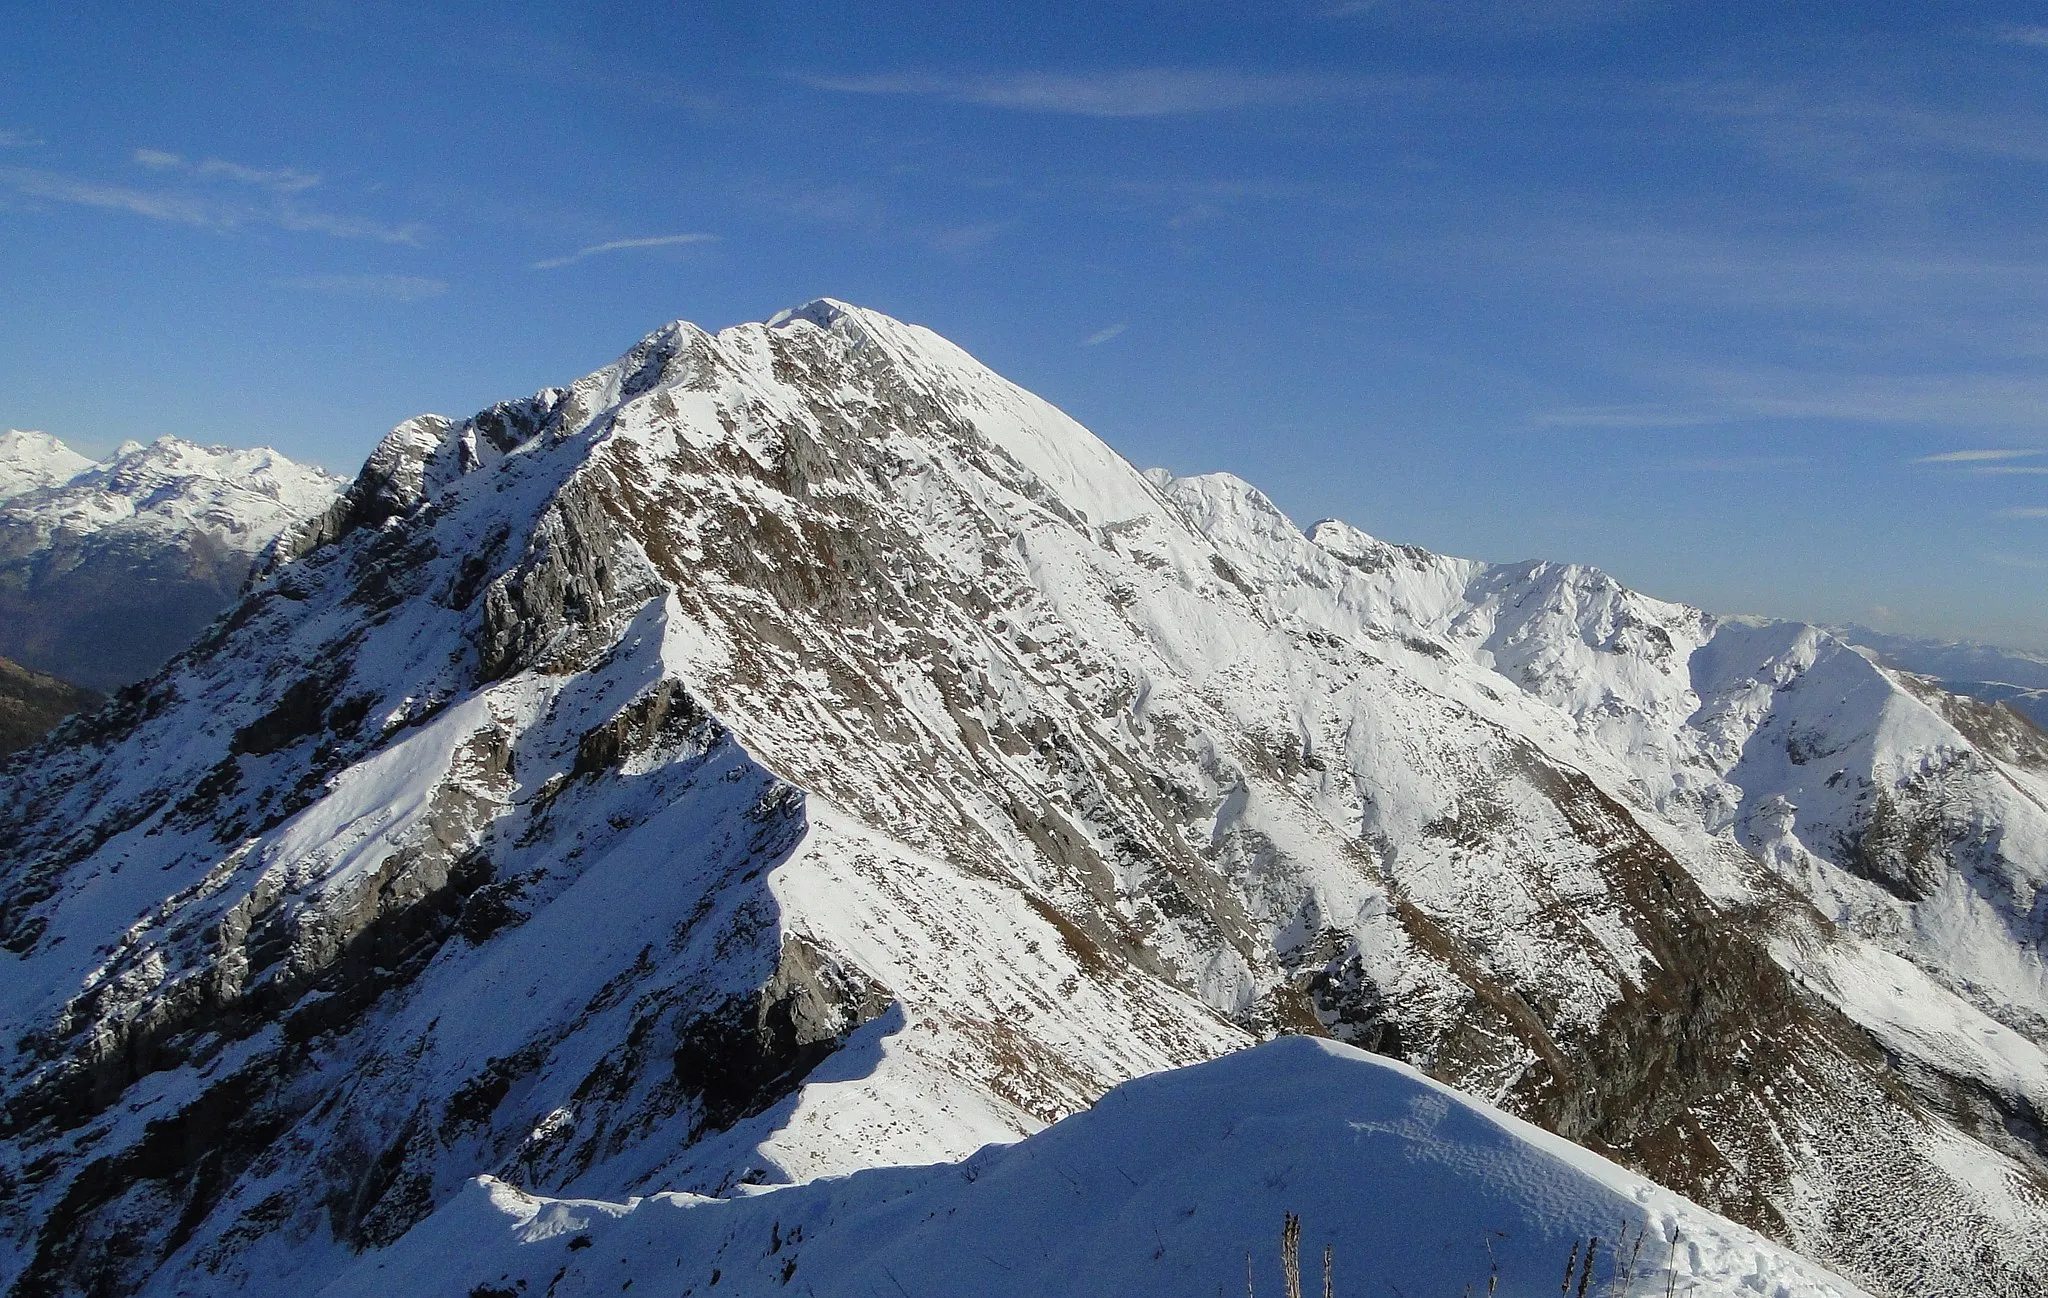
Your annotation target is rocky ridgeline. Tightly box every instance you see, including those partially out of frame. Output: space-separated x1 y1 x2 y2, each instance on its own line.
1 304 2046 1297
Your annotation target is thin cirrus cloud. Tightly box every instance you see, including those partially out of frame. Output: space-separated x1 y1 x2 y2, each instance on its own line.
1912 449 2041 463
1653 455 1814 472
271 274 448 302
1079 322 1128 347
1997 507 2048 518
532 232 717 270
0 147 422 244
1913 449 2048 475
1530 405 1732 429
0 127 41 147
136 148 320 194
800 68 1361 118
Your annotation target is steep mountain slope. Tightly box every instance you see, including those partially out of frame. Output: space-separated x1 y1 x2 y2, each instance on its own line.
0 432 343 689
1831 625 2048 730
2 302 2045 1298
0 658 100 758
323 1038 1871 1298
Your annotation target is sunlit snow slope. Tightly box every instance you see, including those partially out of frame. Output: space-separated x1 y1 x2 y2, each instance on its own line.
3 303 2046 1298
323 1039 1871 1298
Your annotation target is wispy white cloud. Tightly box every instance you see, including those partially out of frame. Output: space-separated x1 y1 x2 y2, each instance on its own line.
1531 405 1729 429
0 128 43 148
0 150 423 244
1969 465 2048 475
1988 551 2048 569
1997 507 2048 518
0 167 219 227
1326 0 1643 33
1913 449 2041 463
801 68 1360 118
1653 455 1814 472
195 157 321 193
1080 322 1128 346
1998 26 2048 49
272 273 447 301
927 221 1008 255
134 149 320 193
1673 76 2048 184
532 232 716 270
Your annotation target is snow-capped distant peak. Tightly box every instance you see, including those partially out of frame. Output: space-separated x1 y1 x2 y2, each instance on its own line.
766 298 855 330
0 432 348 686
84 434 343 513
0 430 95 500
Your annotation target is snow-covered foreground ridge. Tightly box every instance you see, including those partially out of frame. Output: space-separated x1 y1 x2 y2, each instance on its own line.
0 430 343 688
3 301 2047 1297
324 1038 1870 1298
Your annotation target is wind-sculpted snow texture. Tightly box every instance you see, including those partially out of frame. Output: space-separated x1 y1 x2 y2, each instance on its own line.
321 1039 1873 1298
0 431 343 689
2 303 2046 1297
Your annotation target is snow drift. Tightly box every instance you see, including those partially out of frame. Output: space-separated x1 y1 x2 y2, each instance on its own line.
323 1038 1869 1298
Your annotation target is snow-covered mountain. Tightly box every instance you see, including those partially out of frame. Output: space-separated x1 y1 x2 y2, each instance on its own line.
322 1037 1872 1298
0 433 95 500
2 302 2046 1298
1830 625 2048 730
0 431 343 690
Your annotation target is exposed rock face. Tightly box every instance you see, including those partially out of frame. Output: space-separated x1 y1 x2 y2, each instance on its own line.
0 658 100 758
0 432 343 690
2 303 2047 1297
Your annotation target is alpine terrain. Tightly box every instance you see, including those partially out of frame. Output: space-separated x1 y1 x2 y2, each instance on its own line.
0 430 344 690
3 301 2046 1297
1830 627 2048 731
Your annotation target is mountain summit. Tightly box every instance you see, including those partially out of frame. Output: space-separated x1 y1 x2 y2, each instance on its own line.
2 302 2046 1297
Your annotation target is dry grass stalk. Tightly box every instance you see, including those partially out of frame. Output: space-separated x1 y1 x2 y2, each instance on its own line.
1282 1213 1303 1298
1620 1224 1646 1297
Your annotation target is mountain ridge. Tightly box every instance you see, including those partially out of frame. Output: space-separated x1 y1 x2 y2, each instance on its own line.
2 301 2045 1297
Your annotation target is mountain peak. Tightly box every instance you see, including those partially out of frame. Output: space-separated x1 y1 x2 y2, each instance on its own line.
0 429 95 500
765 297 857 331
5 307 2048 1296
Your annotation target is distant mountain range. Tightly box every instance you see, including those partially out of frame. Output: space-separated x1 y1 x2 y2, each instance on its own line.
1 305 2044 1297
1827 625 2048 729
0 429 342 691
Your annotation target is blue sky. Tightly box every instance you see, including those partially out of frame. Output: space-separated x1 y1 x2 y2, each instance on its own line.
4 2 2048 649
